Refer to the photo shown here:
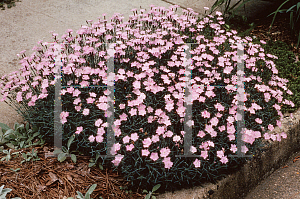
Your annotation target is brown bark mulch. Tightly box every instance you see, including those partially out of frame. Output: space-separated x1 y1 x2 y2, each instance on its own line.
0 142 144 199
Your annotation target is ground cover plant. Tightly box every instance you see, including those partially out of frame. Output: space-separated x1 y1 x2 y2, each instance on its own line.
0 0 20 10
0 4 298 197
211 0 300 47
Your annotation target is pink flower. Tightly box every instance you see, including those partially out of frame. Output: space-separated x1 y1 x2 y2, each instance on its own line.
26 92 32 99
16 92 23 102
67 87 74 94
163 157 173 169
217 150 224 159
156 126 166 135
201 151 208 159
276 120 282 128
281 132 287 139
88 135 95 142
190 146 197 153
60 111 69 119
73 98 81 105
123 135 130 144
142 149 150 156
82 108 90 116
255 118 262 124
268 124 274 131
143 138 152 148
214 103 225 111
173 135 181 142
151 135 160 143
218 125 225 132
230 144 237 153
119 113 127 121
193 159 201 168
210 117 219 126
241 145 248 154
75 126 83 134
220 156 228 164
111 143 121 154
197 131 205 138
129 108 137 116
86 97 95 104
165 130 173 138
260 40 266 44
205 90 215 98
150 152 159 161
216 11 222 16
95 118 103 127
112 155 124 166
96 135 104 143
201 110 210 118
160 147 171 158
276 134 281 141
131 133 139 141
97 103 108 111
273 104 281 110
75 106 81 112
227 116 235 124
126 144 135 151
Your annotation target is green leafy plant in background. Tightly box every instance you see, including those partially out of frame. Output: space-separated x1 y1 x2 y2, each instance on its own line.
210 0 252 18
268 0 300 48
0 122 44 150
142 184 161 199
9 168 20 174
88 152 104 170
20 148 40 164
212 0 300 48
0 0 20 10
67 184 98 199
0 149 19 161
53 134 77 163
0 185 21 199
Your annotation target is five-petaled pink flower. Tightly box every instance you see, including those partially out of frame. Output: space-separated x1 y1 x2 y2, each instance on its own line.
201 110 210 118
82 108 90 116
193 159 201 168
160 147 171 158
150 152 159 161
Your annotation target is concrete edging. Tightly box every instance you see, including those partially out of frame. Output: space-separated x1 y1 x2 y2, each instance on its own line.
157 107 300 199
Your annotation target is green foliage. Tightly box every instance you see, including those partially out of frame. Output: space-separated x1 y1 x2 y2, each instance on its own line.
0 122 44 150
268 0 300 48
67 184 98 199
142 184 161 199
0 0 20 10
211 0 252 18
20 148 40 164
53 134 77 163
0 185 21 199
0 149 20 161
88 153 104 170
212 0 300 48
258 40 300 113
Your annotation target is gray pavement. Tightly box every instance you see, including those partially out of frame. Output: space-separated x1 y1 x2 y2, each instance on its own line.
0 0 299 199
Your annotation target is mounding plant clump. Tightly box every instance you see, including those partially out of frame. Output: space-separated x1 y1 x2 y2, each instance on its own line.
0 4 295 194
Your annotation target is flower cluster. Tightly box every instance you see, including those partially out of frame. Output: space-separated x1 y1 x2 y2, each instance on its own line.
0 4 295 192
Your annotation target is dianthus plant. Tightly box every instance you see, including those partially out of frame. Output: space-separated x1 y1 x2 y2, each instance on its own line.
0 4 295 190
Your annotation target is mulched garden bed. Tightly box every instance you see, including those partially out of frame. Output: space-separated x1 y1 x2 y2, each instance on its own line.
1 9 299 199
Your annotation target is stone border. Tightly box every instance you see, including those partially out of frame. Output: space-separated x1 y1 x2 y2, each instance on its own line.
211 107 300 199
156 107 300 199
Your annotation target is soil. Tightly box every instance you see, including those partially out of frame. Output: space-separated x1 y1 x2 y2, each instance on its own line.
1 9 299 199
